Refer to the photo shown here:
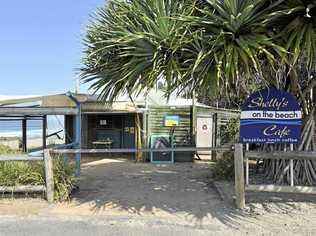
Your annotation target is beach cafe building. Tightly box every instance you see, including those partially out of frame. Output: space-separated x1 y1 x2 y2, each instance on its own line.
0 90 238 162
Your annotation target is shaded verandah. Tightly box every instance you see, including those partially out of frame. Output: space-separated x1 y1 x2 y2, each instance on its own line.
0 107 78 153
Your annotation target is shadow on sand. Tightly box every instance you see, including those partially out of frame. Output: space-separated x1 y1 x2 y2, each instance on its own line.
70 158 255 228
245 191 316 214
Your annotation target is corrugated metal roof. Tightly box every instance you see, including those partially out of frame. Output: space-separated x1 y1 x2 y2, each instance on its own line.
0 90 239 113
0 95 40 100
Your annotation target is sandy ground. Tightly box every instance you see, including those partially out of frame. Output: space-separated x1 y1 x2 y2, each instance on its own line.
1 158 316 235
51 159 223 221
0 136 64 151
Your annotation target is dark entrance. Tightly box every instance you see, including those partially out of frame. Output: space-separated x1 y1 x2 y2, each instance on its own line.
87 114 136 149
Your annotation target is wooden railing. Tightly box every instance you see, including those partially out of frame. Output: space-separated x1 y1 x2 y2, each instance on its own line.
52 146 231 154
0 150 54 202
1 146 231 202
234 143 316 209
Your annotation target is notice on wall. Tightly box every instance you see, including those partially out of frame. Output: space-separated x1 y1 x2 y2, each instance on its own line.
240 87 302 144
130 127 135 134
164 115 180 127
100 120 107 126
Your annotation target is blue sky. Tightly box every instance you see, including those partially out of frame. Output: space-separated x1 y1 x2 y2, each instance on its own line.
0 0 104 96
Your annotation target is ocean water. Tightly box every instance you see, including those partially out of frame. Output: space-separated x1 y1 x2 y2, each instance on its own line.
0 117 64 138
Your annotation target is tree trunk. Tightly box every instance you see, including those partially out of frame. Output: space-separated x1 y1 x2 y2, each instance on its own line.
260 68 316 185
262 91 316 186
260 110 315 185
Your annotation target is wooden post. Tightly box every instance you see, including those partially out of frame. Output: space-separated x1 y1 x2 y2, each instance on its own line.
44 149 54 203
234 143 245 209
135 113 143 162
22 118 27 153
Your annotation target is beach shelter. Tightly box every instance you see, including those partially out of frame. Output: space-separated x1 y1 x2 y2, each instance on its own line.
0 90 239 162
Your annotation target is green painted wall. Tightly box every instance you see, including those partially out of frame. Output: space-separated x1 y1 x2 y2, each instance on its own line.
146 106 239 148
147 106 192 146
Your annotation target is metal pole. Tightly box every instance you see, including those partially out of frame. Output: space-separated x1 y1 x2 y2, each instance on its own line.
74 105 81 176
66 92 81 176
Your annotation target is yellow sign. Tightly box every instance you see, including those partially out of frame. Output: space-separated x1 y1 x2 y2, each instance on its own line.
164 115 179 127
130 127 135 134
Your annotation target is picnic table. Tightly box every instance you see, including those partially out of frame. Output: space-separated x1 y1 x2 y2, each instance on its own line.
92 139 114 149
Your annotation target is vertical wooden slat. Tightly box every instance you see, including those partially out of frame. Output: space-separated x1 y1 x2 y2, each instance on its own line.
234 143 245 209
44 149 54 203
290 144 294 187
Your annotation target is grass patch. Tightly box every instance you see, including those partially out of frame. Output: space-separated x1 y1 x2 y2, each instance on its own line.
0 144 19 155
0 161 44 187
53 158 76 201
0 145 76 201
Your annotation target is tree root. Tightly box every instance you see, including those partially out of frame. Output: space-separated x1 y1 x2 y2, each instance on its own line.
258 110 316 186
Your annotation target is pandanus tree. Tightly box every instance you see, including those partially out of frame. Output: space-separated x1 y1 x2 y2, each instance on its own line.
81 0 316 183
81 0 194 100
179 0 290 105
261 0 316 185
81 0 194 161
191 0 316 184
82 0 284 100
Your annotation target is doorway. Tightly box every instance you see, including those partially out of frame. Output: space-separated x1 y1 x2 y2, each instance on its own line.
196 115 213 155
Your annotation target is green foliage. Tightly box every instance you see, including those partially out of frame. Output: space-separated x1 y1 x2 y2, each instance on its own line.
212 151 234 180
183 0 287 93
220 117 240 145
0 144 18 155
266 0 316 69
81 0 316 104
0 152 76 201
81 0 194 100
0 162 44 187
53 158 76 201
